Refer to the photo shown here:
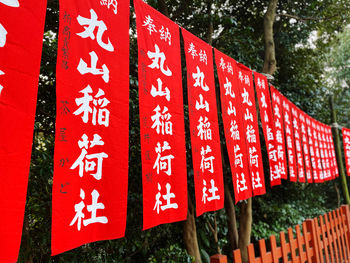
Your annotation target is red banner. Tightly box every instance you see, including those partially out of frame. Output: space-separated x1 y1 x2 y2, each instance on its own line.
323 125 334 179
311 118 324 182
52 0 129 255
135 0 187 229
298 110 313 183
282 97 298 182
318 123 331 180
254 73 282 186
214 49 252 203
290 103 305 182
235 64 265 196
343 128 350 176
0 1 47 261
182 30 223 215
270 86 288 180
305 116 319 182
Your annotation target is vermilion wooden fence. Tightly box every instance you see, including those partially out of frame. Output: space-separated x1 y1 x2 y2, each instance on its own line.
210 205 350 263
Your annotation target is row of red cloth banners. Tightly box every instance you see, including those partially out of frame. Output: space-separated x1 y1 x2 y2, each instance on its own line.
0 0 341 261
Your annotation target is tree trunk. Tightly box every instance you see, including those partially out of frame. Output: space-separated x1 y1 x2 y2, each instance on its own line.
329 95 350 204
263 0 278 75
224 183 239 251
183 197 202 263
157 0 169 18
206 0 214 45
238 199 252 263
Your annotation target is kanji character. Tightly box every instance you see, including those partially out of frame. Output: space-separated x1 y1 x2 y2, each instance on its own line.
197 116 212 140
159 26 171 45
199 49 207 64
77 51 109 83
151 105 173 135
224 77 235 98
153 141 174 176
188 42 197 59
76 9 114 52
200 145 215 173
74 86 110 127
70 134 108 180
241 88 252 106
147 44 172 76
143 15 157 35
192 66 209 91
195 94 209 112
207 179 220 202
150 78 170 101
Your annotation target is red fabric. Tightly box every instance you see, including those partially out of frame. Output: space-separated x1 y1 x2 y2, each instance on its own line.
254 73 282 186
270 86 288 180
324 125 335 180
182 30 223 216
235 63 265 196
52 0 129 255
282 97 298 182
343 128 350 176
290 103 305 182
214 49 252 203
310 118 324 182
318 123 331 180
305 116 319 182
135 0 187 229
0 1 46 262
298 110 313 183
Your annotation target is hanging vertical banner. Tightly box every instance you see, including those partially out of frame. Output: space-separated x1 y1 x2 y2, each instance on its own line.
298 110 313 183
342 128 350 176
182 29 224 216
52 0 129 255
270 86 288 180
311 118 324 182
235 63 265 196
282 97 298 182
306 116 319 182
290 104 305 182
0 1 47 261
135 0 187 229
323 124 335 179
329 126 339 177
214 49 252 203
318 123 331 180
254 73 283 186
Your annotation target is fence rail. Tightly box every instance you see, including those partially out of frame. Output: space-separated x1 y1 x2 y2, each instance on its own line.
210 205 350 263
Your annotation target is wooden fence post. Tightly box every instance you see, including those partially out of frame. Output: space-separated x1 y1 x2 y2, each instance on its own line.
233 249 242 263
210 254 228 263
305 219 321 263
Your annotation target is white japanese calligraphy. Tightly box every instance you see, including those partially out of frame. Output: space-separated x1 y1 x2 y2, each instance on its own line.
150 78 170 101
70 189 108 231
147 44 172 76
192 66 209 91
224 77 234 98
143 15 157 35
200 145 215 173
153 141 174 176
70 134 108 180
77 9 114 52
77 51 109 83
195 94 209 112
151 105 173 135
197 116 212 140
74 86 110 127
